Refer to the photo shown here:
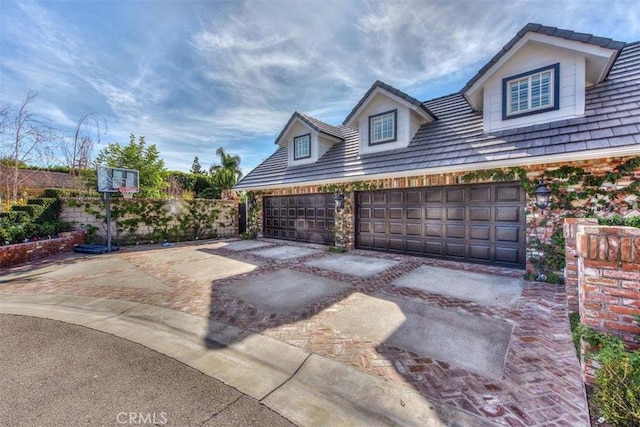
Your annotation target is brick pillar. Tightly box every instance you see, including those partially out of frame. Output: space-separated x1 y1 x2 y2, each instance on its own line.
576 224 640 345
564 218 598 312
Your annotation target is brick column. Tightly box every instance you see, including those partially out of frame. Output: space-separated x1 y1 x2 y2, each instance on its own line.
575 224 640 347
564 218 598 312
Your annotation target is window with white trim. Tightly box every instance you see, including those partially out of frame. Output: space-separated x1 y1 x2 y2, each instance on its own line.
369 110 397 145
502 63 559 119
293 133 311 160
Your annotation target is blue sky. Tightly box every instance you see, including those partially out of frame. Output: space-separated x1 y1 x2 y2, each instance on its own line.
2 0 640 175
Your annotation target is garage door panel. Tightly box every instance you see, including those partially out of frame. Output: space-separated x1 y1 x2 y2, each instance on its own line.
496 185 521 202
406 223 422 235
446 224 465 239
496 247 519 264
356 183 525 268
425 207 442 220
470 187 491 203
469 207 491 221
389 191 403 203
446 188 464 203
425 223 442 237
407 208 422 219
406 191 422 203
425 189 442 202
389 223 403 234
445 242 465 257
389 208 403 219
406 240 422 253
389 238 404 251
496 226 519 242
470 225 491 240
447 207 464 220
496 206 520 222
425 241 443 255
263 194 334 245
469 245 491 261
373 237 388 249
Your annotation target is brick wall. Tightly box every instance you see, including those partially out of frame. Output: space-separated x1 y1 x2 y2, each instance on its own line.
261 156 637 263
60 198 238 242
0 231 85 268
564 218 598 312
575 222 640 346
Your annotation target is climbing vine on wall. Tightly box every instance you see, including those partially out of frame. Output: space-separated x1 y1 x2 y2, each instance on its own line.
243 190 270 239
320 181 383 248
70 197 236 245
461 157 640 280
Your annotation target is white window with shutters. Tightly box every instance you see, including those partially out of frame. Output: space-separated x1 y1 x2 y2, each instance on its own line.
502 63 559 120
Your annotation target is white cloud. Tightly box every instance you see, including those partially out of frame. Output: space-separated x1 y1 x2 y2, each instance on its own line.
3 0 640 174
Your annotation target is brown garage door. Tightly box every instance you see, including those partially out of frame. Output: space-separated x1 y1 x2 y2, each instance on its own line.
263 194 335 244
356 183 526 268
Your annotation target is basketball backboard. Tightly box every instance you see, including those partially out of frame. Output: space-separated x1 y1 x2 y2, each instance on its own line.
97 166 139 193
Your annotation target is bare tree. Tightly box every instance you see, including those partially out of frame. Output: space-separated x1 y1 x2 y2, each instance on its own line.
0 91 55 201
65 112 107 175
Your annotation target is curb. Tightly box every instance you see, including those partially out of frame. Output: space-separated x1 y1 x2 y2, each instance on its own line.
0 293 495 427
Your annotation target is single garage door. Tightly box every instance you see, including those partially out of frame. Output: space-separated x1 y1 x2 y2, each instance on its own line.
356 183 526 268
263 194 335 244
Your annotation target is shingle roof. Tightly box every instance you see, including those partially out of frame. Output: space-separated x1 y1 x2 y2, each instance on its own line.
342 80 437 125
235 42 640 190
274 111 345 145
461 23 626 94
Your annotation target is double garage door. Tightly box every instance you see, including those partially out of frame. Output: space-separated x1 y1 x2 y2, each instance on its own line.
263 182 525 268
356 183 526 268
263 194 335 244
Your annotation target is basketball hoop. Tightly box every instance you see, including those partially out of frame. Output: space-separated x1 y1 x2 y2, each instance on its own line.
117 187 137 199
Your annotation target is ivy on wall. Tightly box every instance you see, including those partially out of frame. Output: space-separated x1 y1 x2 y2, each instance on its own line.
461 157 640 280
321 181 382 249
243 190 270 239
68 198 236 245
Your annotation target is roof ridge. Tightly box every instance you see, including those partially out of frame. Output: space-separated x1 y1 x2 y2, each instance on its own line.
460 23 626 94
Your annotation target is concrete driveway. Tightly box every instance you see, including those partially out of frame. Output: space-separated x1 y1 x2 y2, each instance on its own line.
0 238 588 426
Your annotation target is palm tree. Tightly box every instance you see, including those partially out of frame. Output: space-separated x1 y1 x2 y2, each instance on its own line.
209 147 242 190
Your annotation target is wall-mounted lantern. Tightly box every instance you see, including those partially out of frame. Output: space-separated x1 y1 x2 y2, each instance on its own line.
334 192 345 213
534 181 551 211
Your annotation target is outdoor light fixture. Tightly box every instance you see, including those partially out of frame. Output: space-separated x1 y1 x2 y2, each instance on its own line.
334 193 345 212
534 181 551 210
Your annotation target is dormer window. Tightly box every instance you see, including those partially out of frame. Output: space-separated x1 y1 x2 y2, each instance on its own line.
502 63 559 119
369 109 397 145
293 133 311 160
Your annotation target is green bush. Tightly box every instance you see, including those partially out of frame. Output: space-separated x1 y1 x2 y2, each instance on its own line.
594 342 640 426
598 215 640 228
42 188 97 199
575 324 640 426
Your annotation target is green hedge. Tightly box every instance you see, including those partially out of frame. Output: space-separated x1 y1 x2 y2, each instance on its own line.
42 188 97 199
598 215 640 228
1 195 70 245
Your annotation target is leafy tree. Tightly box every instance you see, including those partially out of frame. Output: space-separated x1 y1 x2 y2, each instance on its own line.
209 147 242 190
94 134 168 198
190 156 204 174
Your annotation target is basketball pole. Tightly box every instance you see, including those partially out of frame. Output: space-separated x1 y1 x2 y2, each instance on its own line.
105 192 112 252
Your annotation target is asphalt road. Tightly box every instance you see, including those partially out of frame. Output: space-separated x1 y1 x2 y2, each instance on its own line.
0 314 295 427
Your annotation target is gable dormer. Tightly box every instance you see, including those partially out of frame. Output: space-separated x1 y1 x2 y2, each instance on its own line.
275 112 344 166
462 23 624 133
343 81 437 155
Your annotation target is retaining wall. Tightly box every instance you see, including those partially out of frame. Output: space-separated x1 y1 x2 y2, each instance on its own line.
0 231 86 268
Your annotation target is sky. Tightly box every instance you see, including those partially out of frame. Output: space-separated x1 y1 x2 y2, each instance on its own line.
2 0 640 175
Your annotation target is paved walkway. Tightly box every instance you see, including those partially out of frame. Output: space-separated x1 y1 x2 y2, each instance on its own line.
0 238 589 426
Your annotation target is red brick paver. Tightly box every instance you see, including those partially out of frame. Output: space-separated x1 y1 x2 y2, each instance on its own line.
0 239 589 426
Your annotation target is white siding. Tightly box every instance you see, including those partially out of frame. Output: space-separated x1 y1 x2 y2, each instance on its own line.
357 93 412 155
286 121 319 166
483 43 586 133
